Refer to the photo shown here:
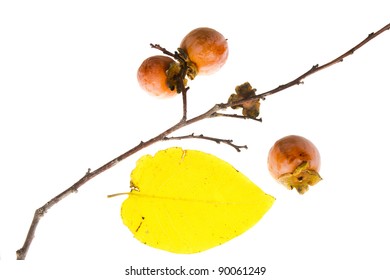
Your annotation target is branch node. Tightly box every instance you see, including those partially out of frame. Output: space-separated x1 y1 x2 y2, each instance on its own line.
130 182 140 192
36 206 46 218
16 248 24 259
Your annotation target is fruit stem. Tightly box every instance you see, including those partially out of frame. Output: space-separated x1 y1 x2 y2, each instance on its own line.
107 192 131 198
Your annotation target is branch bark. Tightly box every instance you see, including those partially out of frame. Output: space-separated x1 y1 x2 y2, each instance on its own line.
16 21 390 260
231 22 390 105
164 133 248 152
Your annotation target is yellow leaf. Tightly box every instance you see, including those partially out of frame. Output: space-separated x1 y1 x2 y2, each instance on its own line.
121 147 275 253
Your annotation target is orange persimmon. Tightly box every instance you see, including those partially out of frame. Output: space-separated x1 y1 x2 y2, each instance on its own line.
137 55 177 97
180 27 228 76
267 135 322 194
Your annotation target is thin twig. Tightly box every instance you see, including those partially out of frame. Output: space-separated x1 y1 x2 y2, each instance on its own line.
16 21 390 260
227 22 390 107
211 112 262 122
151 43 189 121
179 76 189 122
150 43 177 58
164 133 248 152
181 89 188 121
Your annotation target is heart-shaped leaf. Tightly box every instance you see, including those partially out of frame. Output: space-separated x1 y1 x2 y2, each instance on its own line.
121 147 274 253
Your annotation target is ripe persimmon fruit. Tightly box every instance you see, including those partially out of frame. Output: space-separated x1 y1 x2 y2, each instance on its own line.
180 27 228 76
267 135 322 194
137 55 178 98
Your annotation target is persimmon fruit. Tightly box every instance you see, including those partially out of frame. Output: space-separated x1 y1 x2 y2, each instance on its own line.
267 135 322 194
180 27 228 76
137 55 178 98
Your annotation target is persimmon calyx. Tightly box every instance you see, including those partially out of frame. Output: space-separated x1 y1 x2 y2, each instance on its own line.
177 48 198 80
277 161 322 194
228 82 260 118
166 61 187 93
165 49 197 92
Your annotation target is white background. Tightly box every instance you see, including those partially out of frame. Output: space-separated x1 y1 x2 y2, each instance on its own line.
1 1 389 279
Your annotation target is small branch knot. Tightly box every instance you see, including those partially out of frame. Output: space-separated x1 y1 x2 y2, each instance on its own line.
36 206 46 217
16 248 25 260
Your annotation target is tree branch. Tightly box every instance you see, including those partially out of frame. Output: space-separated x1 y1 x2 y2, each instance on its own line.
16 21 390 260
211 112 262 122
163 133 248 152
225 22 390 108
